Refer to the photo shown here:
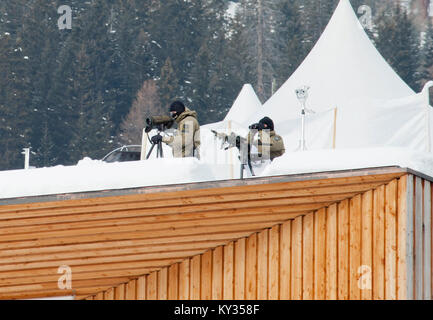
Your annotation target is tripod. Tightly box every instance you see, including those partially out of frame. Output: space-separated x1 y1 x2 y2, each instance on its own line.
146 133 164 159
239 141 255 179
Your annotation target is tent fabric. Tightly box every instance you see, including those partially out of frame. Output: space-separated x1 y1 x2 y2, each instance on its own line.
248 0 415 124
224 84 262 126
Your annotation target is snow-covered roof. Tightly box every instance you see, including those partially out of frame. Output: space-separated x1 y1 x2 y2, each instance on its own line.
249 0 414 123
1 147 433 201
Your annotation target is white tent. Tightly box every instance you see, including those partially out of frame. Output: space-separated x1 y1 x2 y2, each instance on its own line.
201 84 262 179
204 83 262 131
224 84 262 125
249 0 415 124
244 0 433 156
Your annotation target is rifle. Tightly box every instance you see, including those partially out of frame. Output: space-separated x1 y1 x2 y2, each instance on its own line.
211 130 255 178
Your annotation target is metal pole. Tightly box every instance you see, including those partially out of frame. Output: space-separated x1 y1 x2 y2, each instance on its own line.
22 148 30 169
301 103 306 151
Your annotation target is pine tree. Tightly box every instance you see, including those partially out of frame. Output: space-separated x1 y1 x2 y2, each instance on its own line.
158 57 180 108
300 0 338 53
274 0 305 89
421 18 433 102
375 3 422 91
187 0 235 123
421 19 433 84
0 32 32 170
118 80 163 146
231 0 281 102
18 0 64 168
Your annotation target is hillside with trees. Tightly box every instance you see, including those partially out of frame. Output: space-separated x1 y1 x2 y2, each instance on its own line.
0 0 432 170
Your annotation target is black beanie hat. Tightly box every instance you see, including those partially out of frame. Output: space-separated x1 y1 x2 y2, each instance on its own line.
170 101 185 114
259 117 274 131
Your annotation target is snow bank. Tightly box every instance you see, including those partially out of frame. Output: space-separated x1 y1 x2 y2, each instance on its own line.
0 157 216 200
2 146 432 201
261 147 433 178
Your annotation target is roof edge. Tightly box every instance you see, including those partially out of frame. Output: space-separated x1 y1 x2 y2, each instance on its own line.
0 166 413 206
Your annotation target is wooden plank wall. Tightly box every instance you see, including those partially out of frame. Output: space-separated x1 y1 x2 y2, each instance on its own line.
86 175 431 300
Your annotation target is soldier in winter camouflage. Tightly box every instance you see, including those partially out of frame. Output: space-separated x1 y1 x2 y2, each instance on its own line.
152 101 201 159
249 117 285 161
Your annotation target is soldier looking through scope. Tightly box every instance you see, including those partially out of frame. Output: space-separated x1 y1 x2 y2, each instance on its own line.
149 101 201 159
212 117 285 178
213 117 285 161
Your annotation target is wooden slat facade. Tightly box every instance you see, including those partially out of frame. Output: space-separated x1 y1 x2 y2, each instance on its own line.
0 167 432 300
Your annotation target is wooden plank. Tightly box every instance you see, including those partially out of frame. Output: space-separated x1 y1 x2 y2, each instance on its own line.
257 229 268 300
168 263 179 300
146 272 157 300
398 175 413 300
103 287 114 300
361 190 373 300
397 176 407 299
201 250 212 300
212 246 223 300
268 225 280 300
424 180 431 300
190 255 201 300
234 238 246 299
0 184 377 222
0 286 114 300
0 172 403 215
178 259 190 300
0 276 130 294
349 194 362 300
0 240 240 264
245 234 257 300
291 216 303 300
338 199 349 300
136 276 146 300
303 213 314 300
0 220 302 251
114 283 125 300
223 242 234 300
279 221 291 300
94 291 104 300
0 249 206 273
0 268 156 287
0 212 304 243
326 204 338 300
373 185 385 300
385 180 397 300
158 268 168 300
0 203 322 233
0 260 178 282
414 177 423 300
125 279 136 300
314 208 326 300
0 234 253 259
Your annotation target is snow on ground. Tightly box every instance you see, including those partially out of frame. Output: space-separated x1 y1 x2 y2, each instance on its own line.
1 145 433 200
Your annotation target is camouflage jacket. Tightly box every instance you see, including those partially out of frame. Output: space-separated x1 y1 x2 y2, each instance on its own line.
162 108 200 158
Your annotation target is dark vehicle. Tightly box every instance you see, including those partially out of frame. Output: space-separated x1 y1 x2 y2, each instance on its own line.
101 145 142 163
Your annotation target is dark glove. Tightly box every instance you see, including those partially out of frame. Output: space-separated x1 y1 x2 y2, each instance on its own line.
235 136 241 149
151 135 162 144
